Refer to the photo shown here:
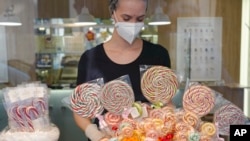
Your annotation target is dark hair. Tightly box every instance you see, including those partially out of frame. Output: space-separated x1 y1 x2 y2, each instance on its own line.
109 0 148 14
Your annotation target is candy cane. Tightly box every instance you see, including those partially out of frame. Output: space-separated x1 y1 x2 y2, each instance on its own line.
32 98 46 114
18 105 34 131
8 106 26 131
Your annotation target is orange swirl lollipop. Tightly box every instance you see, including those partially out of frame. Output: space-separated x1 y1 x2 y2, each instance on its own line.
214 103 246 136
182 85 215 117
141 66 178 105
175 121 194 132
149 108 165 119
71 83 104 118
183 111 199 128
100 80 135 115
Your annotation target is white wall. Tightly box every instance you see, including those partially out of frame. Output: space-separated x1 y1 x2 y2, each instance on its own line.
241 0 250 116
0 0 37 65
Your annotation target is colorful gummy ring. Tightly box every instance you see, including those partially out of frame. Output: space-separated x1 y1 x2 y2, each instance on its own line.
141 66 178 105
100 80 135 115
71 83 104 118
182 85 215 117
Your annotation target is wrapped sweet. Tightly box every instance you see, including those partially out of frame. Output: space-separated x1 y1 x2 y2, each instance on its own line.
0 82 59 141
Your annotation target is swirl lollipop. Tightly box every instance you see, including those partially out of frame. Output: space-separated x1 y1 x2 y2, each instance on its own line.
183 85 215 117
104 112 123 131
214 103 246 136
100 80 135 115
183 111 199 128
141 66 178 105
200 122 216 137
71 83 104 118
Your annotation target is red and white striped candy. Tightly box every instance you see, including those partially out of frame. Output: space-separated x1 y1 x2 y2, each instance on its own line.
71 83 104 118
183 85 215 117
214 103 246 136
141 66 178 105
100 80 135 115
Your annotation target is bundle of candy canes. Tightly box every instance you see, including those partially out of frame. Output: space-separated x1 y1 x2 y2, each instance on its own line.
0 82 59 141
70 65 248 141
2 82 50 131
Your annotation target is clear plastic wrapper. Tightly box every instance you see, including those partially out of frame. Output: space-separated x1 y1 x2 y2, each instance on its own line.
139 65 179 106
0 82 59 141
99 75 135 115
70 77 104 119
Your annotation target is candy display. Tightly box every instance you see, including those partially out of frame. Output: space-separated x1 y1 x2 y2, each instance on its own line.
0 82 59 141
66 65 246 141
141 66 178 105
99 102 223 141
97 83 245 141
100 80 135 115
183 85 215 117
71 82 104 118
214 103 247 136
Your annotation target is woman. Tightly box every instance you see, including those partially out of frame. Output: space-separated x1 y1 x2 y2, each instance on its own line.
73 0 171 140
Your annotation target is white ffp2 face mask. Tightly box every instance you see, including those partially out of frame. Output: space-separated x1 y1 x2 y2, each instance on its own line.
114 21 144 44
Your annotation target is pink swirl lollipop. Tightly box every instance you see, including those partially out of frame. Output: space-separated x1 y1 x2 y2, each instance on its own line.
164 113 176 130
146 129 159 139
214 103 246 136
71 83 104 118
104 112 123 130
182 85 215 117
118 121 134 137
175 121 194 132
174 131 188 141
149 108 165 119
141 66 178 105
100 80 135 115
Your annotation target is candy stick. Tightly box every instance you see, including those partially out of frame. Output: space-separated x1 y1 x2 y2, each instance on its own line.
96 114 113 136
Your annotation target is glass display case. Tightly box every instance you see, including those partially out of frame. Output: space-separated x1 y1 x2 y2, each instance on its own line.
33 18 159 88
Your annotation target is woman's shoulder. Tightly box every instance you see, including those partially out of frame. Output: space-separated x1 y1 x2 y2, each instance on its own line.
80 43 104 56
